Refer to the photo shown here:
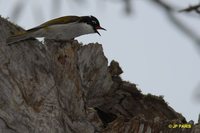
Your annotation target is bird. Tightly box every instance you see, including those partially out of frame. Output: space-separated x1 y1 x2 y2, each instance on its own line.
7 15 106 45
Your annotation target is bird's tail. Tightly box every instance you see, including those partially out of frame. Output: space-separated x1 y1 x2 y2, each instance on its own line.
6 32 32 45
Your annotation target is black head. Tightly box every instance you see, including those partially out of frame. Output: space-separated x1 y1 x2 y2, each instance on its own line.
79 16 106 35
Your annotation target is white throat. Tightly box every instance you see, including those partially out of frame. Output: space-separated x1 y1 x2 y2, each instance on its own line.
78 23 95 34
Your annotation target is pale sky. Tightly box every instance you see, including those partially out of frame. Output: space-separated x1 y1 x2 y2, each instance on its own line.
1 0 200 122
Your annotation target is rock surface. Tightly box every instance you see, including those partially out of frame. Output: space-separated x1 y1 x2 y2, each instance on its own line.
0 16 199 133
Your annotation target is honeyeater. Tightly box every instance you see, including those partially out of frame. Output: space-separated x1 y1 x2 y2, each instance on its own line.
7 15 106 45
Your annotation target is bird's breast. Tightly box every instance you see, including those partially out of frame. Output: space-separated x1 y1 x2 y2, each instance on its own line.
34 23 95 40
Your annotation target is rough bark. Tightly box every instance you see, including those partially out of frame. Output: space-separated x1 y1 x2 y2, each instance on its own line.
0 16 199 133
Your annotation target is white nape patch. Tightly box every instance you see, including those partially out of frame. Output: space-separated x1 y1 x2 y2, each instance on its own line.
33 22 95 40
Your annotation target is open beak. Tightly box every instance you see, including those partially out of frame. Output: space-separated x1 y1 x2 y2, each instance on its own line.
96 26 106 31
96 26 106 36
